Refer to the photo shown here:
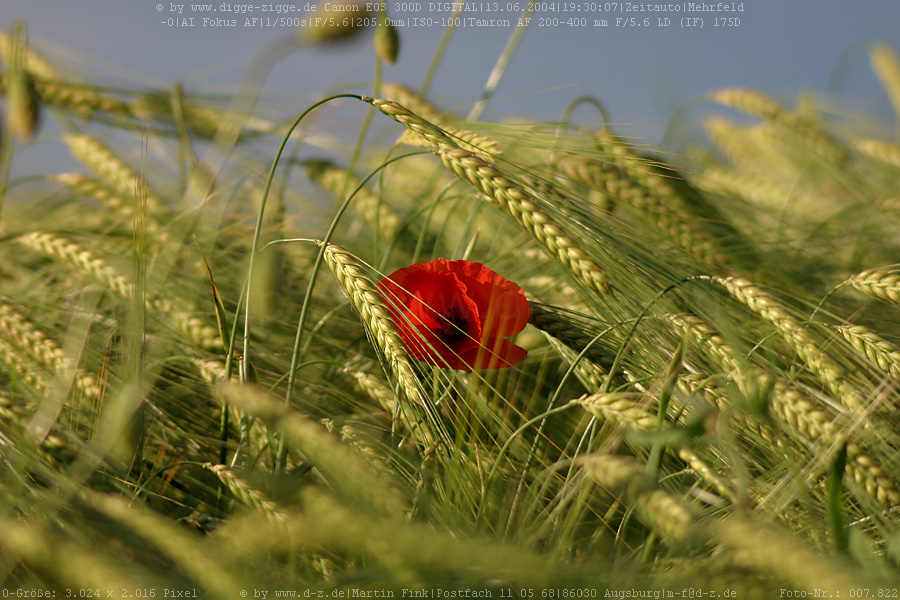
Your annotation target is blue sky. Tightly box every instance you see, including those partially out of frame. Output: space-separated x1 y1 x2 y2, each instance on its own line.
3 0 899 156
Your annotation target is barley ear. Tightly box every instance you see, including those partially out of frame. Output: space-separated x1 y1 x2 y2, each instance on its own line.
853 139 900 167
574 392 658 431
205 463 286 522
3 23 40 139
708 275 866 417
303 159 404 240
366 97 611 295
93 493 246 597
17 232 132 299
556 155 726 266
710 88 846 164
716 516 869 594
845 266 900 305
317 242 439 448
527 303 614 367
582 454 698 544
437 146 612 295
837 324 900 380
62 134 168 221
318 243 422 403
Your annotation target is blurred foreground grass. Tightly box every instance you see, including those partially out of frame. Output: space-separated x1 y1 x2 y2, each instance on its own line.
2 21 900 597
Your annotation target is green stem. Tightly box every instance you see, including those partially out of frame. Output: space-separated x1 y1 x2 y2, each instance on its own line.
273 150 426 476
241 94 362 384
229 93 360 476
421 6 463 96
466 4 534 121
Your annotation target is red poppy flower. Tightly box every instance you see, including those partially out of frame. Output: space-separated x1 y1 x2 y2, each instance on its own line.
377 259 530 370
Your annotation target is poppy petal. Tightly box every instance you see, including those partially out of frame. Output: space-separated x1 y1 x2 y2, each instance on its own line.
378 265 483 368
378 258 530 371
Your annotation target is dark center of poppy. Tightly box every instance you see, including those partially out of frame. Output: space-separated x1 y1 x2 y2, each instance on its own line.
436 306 468 341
